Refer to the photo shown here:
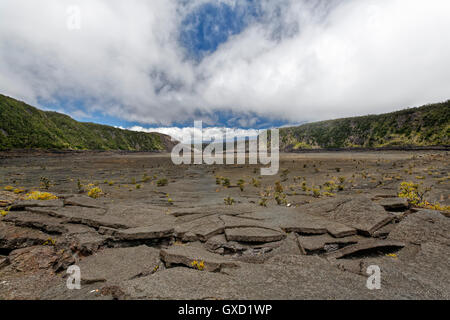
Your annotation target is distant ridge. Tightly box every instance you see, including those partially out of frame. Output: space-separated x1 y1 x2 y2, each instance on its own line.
0 94 175 152
279 101 450 151
1 94 448 152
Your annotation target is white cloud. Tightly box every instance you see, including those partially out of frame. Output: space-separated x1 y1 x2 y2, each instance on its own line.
0 0 449 127
129 126 260 143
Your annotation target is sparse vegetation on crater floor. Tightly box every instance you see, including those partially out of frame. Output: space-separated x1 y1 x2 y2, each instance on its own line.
0 149 449 300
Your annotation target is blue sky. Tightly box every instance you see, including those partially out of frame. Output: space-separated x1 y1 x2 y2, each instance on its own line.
1 0 450 139
180 0 261 60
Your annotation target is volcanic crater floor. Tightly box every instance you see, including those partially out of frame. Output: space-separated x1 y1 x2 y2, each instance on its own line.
0 151 449 299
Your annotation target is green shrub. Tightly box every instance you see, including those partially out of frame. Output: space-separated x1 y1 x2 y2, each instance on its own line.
157 178 168 187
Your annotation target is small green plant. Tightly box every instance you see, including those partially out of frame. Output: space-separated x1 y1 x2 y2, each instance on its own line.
280 169 289 181
104 179 115 186
25 191 58 201
157 178 168 187
77 179 84 193
259 198 268 207
300 181 307 191
324 180 337 192
40 176 51 190
274 181 284 193
13 187 25 194
0 206 11 217
142 174 151 183
398 181 449 212
135 184 141 189
237 179 245 192
398 182 427 205
312 188 321 198
224 196 235 205
88 187 103 199
191 260 205 271
274 192 287 205
221 177 230 187
252 178 261 187
43 238 56 246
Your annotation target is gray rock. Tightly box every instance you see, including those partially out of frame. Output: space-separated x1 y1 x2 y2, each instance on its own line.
122 242 448 300
175 216 224 242
97 226 119 236
3 211 68 234
326 239 405 259
27 203 177 232
0 255 9 269
0 222 52 250
113 225 174 241
372 222 396 238
304 196 394 236
225 227 286 243
170 203 254 218
205 233 300 264
280 215 328 234
121 254 379 299
10 200 64 210
220 215 276 230
104 204 177 228
7 246 59 273
206 234 283 254
244 206 356 237
27 206 129 229
321 220 358 238
375 197 410 211
388 210 450 245
122 267 234 299
40 281 116 300
64 229 108 255
160 245 239 272
297 234 361 254
282 213 357 238
358 242 450 299
77 246 162 284
64 195 105 209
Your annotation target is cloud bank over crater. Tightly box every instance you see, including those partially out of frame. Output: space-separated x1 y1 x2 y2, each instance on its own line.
1 0 449 129
128 126 261 144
